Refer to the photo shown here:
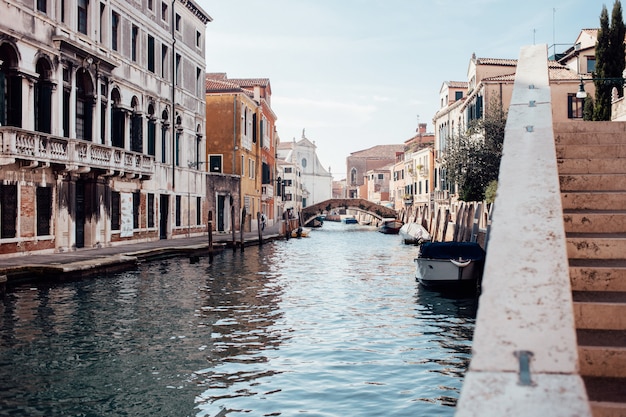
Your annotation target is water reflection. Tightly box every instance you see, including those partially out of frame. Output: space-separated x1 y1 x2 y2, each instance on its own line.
0 224 476 417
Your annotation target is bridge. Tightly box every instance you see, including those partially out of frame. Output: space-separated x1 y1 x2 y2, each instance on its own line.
300 198 397 226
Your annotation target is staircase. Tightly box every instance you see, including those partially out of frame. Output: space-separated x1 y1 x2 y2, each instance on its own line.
555 121 626 417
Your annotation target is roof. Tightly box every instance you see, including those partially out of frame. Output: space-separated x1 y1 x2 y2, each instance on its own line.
349 144 405 158
474 57 518 66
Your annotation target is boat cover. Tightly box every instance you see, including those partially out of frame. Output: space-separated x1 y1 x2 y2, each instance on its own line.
418 242 485 261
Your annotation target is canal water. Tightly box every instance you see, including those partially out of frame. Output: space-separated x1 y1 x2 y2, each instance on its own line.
0 221 477 417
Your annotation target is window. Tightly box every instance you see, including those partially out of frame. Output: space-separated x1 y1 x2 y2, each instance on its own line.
34 60 52 134
37 0 47 13
131 112 142 152
36 187 52 236
301 158 307 168
78 0 88 35
61 0 66 22
175 54 181 85
111 191 120 230
175 13 181 31
131 25 138 62
455 91 463 100
378 174 384 180
147 193 155 228
209 155 222 173
147 118 156 156
133 191 140 229
175 130 180 166
567 94 585 119
0 184 17 238
249 159 255 179
161 2 168 21
196 67 202 96
196 30 201 48
147 0 153 11
196 197 201 225
161 120 167 163
175 195 181 226
586 57 596 73
111 12 119 51
75 70 93 141
284 167 292 173
147 35 155 72
161 45 168 78
241 155 245 176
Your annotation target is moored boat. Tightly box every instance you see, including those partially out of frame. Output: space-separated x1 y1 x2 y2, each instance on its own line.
342 217 358 224
414 241 485 290
378 219 403 234
399 222 431 244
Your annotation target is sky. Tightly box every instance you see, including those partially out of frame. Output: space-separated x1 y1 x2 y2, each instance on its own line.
197 0 606 180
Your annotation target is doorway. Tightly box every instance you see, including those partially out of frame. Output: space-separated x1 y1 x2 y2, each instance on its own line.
159 194 169 239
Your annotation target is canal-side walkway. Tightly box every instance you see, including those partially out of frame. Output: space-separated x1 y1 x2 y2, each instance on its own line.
0 222 284 287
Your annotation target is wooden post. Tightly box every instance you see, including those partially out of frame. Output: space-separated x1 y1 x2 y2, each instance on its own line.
433 207 441 242
464 203 475 242
231 204 236 251
257 211 263 245
454 203 465 242
240 207 246 252
471 202 483 243
441 209 450 242
208 211 214 263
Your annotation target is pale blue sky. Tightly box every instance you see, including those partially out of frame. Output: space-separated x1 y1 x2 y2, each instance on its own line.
198 0 606 180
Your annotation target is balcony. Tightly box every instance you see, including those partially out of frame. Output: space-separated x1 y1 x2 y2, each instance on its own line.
0 127 153 178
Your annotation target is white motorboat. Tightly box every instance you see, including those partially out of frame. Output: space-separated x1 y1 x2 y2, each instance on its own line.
414 241 485 289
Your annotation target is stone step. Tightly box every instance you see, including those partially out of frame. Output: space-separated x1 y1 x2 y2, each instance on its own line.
562 191 626 211
560 174 626 192
555 131 626 145
554 121 626 136
573 291 626 330
557 157 626 175
556 144 626 159
567 233 626 259
570 259 626 292
563 210 626 233
578 329 626 378
583 376 626 417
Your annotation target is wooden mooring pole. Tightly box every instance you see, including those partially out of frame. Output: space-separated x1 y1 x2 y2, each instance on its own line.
208 211 214 263
240 207 246 252
231 204 236 251
257 211 263 245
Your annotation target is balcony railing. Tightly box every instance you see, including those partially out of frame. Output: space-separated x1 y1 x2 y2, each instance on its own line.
0 127 154 177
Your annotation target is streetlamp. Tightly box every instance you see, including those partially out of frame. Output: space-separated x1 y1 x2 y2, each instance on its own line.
576 77 626 99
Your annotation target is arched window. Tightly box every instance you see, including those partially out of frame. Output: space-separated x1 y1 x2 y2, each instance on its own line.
0 43 21 127
130 96 142 153
160 109 168 163
34 58 53 134
110 88 124 148
147 103 156 156
350 168 357 185
75 68 93 141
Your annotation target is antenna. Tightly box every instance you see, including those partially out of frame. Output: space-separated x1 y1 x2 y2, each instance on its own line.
553 7 556 57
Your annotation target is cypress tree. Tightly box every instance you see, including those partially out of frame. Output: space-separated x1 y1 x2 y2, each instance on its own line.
593 1 626 120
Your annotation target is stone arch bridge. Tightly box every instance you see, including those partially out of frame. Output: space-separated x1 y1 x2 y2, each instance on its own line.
301 199 398 226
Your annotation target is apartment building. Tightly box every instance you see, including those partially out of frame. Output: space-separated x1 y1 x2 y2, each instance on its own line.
0 0 211 255
204 74 278 231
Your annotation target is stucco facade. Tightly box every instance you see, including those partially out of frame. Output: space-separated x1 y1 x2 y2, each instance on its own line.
0 0 211 255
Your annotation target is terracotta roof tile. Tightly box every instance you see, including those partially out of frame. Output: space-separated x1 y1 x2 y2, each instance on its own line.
476 57 518 66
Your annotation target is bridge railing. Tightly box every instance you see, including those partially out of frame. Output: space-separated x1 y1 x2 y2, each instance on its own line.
455 45 591 416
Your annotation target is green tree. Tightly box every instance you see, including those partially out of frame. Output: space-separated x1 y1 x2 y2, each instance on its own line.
442 98 506 202
593 1 625 120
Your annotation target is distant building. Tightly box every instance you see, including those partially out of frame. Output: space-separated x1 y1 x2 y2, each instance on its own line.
346 145 404 199
276 130 332 208
0 0 211 254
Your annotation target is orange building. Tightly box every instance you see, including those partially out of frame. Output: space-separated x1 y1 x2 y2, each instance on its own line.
205 74 278 231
